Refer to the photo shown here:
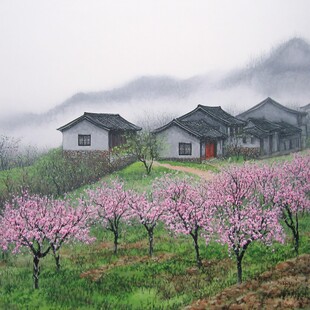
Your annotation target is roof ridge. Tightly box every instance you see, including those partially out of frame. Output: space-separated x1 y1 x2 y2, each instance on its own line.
57 112 141 132
84 112 119 116
238 97 307 117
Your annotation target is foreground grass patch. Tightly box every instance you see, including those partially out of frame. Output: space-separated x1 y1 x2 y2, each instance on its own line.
1 214 309 309
158 160 220 173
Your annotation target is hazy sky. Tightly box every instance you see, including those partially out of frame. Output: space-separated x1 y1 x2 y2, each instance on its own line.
0 0 309 115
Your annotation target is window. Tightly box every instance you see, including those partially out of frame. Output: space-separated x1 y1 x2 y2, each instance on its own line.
289 139 293 149
242 136 247 144
78 134 91 146
179 143 192 155
251 137 255 144
230 127 235 137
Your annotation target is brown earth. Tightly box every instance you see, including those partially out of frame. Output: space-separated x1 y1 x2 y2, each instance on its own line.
80 251 175 281
79 240 175 281
154 162 215 180
185 254 310 310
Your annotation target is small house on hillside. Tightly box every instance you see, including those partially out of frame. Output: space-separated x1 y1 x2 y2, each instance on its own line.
237 97 307 156
57 112 141 151
153 105 245 160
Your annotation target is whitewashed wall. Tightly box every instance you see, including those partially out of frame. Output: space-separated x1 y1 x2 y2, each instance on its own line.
62 120 109 151
156 126 201 159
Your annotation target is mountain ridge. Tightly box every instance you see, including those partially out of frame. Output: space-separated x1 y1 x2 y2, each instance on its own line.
1 37 310 146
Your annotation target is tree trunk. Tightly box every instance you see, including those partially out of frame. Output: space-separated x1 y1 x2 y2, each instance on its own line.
293 229 299 256
294 213 299 256
191 231 202 268
113 231 118 255
148 228 154 257
54 252 61 271
237 255 243 284
33 255 40 289
284 208 299 256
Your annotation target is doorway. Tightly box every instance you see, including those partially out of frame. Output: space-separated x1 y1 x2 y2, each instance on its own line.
205 142 215 159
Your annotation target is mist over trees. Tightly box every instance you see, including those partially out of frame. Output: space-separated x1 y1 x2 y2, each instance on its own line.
0 135 42 170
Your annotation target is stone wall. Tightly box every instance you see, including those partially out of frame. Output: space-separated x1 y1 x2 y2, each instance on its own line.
63 150 136 174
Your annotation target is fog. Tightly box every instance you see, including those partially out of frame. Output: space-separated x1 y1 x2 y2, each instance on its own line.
3 36 310 148
4 80 309 149
0 1 310 148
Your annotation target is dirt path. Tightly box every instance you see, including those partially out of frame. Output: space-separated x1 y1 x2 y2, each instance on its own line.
154 162 215 180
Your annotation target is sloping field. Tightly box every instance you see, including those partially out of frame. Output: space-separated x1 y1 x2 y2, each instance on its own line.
187 254 310 309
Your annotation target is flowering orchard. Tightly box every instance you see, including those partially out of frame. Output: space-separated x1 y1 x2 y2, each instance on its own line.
0 193 94 289
154 176 215 268
127 190 164 257
274 154 310 255
86 181 131 255
0 153 309 288
209 164 285 283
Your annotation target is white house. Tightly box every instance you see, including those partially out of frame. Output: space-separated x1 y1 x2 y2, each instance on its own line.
153 105 245 160
237 97 307 156
57 112 141 151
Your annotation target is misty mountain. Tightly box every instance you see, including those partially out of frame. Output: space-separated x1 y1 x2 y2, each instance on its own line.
222 38 310 96
1 37 310 147
0 75 211 131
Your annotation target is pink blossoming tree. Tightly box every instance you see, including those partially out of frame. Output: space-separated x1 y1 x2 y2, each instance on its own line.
127 191 164 257
87 181 130 255
155 176 214 268
1 193 95 288
2 194 56 288
210 164 284 284
275 154 310 255
47 199 95 271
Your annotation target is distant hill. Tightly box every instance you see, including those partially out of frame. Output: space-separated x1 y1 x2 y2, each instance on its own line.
222 38 310 97
1 37 309 147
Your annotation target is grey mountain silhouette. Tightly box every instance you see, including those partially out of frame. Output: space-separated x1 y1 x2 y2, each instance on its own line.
1 37 309 134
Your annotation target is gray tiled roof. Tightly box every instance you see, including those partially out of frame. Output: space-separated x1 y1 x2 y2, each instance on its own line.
238 97 307 118
276 122 302 136
247 118 280 132
244 118 301 137
153 119 226 139
300 103 310 110
180 120 227 138
57 112 141 132
198 105 245 125
243 127 266 138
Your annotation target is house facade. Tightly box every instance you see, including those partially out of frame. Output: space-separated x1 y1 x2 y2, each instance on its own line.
153 105 245 160
300 103 310 140
237 97 307 156
57 112 141 151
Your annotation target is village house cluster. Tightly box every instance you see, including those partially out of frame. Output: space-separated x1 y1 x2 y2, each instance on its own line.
58 97 308 160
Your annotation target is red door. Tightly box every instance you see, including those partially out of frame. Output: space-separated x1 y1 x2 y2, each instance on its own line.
205 143 215 159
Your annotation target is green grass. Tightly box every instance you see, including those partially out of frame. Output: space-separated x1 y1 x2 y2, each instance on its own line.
158 160 220 173
0 153 310 309
1 214 309 309
103 162 176 192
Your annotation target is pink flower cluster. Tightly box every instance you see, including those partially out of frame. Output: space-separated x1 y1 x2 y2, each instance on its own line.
0 153 308 285
0 192 94 255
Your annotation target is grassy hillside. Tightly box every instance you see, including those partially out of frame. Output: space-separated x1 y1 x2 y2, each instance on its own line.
1 156 310 309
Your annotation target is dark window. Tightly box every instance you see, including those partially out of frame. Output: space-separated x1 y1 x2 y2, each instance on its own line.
230 127 234 136
251 137 255 144
78 134 91 146
110 132 126 148
242 136 247 144
289 139 293 149
179 143 192 155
